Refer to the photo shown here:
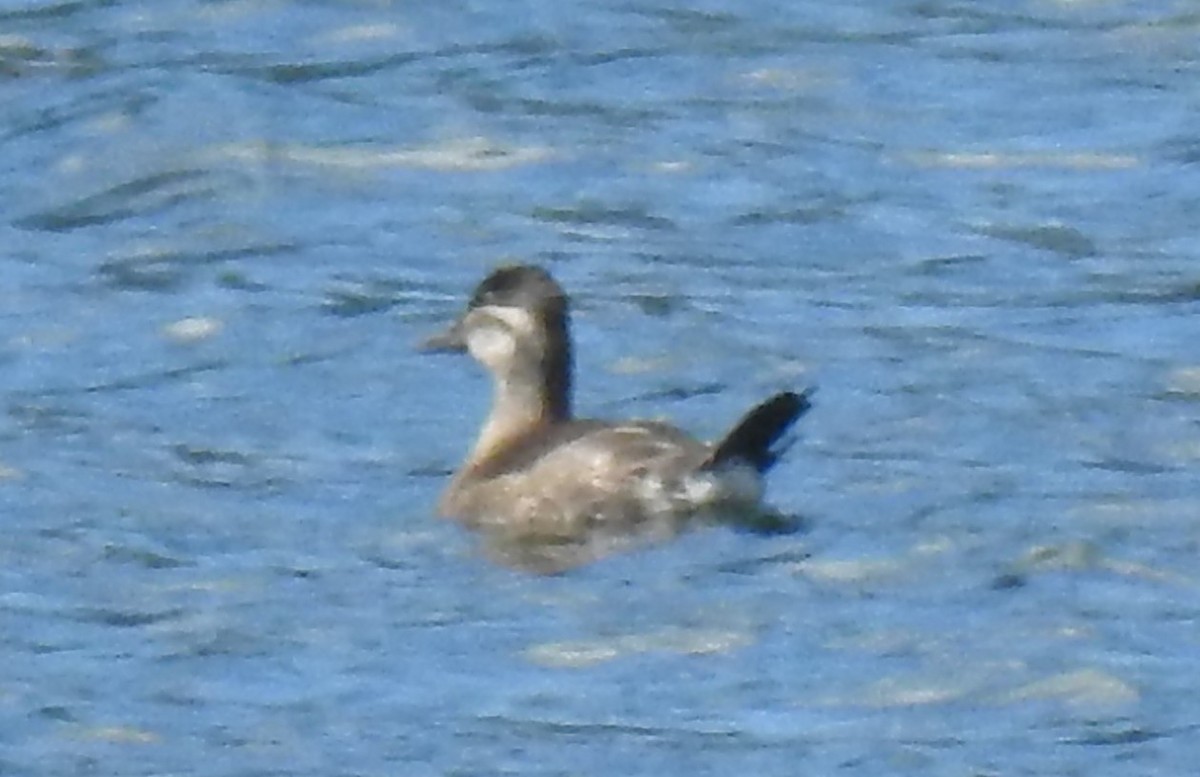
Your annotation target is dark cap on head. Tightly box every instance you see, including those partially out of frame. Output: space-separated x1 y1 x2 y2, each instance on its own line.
468 265 566 314
421 265 565 354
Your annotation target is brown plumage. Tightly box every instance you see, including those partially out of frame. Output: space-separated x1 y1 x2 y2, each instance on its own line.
422 264 812 572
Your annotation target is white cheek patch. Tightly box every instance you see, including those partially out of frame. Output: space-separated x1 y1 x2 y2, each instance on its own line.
466 322 516 369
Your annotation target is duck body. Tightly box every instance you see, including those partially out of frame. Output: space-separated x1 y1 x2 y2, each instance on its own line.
423 264 811 572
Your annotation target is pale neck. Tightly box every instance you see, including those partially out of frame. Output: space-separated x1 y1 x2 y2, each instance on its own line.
465 365 567 470
463 309 573 471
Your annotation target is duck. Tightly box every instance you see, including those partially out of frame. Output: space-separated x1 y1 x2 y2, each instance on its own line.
422 264 812 572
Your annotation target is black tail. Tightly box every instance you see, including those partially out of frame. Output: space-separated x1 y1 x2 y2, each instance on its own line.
703 388 814 474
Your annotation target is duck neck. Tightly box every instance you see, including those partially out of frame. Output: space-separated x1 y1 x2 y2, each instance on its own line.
541 307 572 422
468 314 572 469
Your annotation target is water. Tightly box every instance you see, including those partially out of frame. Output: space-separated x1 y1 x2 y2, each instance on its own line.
3 0 1199 774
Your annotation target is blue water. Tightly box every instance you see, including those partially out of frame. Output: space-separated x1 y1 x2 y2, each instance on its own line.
3 1 1199 774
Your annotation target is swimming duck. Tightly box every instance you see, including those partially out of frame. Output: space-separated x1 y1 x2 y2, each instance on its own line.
422 264 812 572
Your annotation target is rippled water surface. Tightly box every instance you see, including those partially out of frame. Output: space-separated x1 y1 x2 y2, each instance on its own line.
3 0 1200 774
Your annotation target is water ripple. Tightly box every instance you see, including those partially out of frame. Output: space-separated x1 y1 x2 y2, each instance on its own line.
16 169 226 232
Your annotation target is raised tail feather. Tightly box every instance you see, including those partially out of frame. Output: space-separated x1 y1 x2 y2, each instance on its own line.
703 388 814 473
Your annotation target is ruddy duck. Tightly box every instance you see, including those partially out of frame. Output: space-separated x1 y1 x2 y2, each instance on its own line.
423 264 812 572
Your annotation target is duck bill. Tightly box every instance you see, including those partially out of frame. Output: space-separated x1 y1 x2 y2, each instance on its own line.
419 319 468 353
